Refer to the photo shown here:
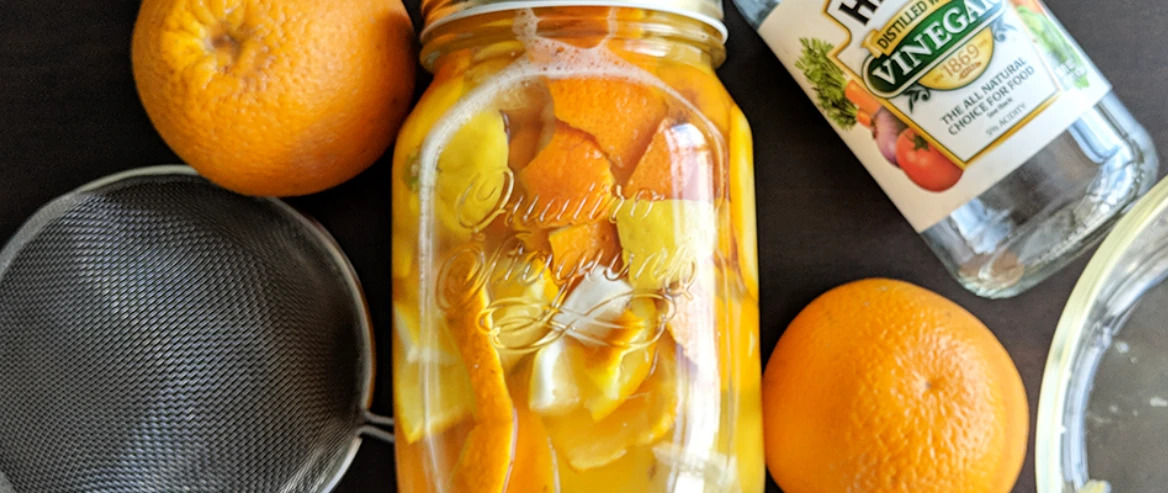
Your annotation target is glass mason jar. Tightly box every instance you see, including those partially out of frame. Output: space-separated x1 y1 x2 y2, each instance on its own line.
390 2 764 492
735 0 1158 298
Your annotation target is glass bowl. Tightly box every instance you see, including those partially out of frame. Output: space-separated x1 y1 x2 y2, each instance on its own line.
1038 175 1168 493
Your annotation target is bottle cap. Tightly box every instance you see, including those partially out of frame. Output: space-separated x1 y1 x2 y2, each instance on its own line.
421 0 727 42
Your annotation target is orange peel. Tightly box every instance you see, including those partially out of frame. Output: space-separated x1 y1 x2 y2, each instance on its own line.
447 294 517 492
548 77 666 172
625 120 715 202
517 123 615 228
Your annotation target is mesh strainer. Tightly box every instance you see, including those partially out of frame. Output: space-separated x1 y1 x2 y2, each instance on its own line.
0 166 392 492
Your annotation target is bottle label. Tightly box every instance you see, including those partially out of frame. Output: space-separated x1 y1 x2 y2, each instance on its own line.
757 0 1110 231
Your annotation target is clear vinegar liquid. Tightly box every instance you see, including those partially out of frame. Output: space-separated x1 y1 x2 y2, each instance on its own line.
735 0 1159 298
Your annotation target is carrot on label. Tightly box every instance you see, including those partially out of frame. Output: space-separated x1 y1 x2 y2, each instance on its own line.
844 79 882 116
856 109 873 128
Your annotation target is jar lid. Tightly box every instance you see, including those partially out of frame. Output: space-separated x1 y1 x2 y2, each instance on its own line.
1037 175 1168 492
420 0 727 42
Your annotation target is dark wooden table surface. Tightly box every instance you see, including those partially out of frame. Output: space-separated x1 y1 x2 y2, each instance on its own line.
2 0 1165 491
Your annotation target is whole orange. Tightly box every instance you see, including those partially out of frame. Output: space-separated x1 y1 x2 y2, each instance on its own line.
763 279 1028 493
131 0 415 196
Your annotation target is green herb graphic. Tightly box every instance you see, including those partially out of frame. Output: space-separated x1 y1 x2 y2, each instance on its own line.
796 38 857 129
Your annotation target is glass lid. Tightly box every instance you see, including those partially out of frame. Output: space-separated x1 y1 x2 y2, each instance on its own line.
1038 174 1168 493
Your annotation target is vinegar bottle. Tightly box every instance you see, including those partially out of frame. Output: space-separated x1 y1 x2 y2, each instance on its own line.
735 0 1158 297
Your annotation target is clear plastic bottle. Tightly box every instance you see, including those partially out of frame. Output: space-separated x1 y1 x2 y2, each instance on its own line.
735 0 1158 298
391 1 763 492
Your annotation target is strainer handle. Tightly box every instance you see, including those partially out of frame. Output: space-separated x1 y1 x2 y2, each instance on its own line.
357 410 395 444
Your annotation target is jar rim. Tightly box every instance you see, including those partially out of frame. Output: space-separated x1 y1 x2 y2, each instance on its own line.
420 0 729 44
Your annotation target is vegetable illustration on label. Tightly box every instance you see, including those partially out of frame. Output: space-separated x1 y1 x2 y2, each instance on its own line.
798 35 965 191
896 128 962 191
871 108 906 165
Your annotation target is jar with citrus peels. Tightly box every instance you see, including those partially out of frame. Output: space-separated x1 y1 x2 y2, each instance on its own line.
390 1 763 492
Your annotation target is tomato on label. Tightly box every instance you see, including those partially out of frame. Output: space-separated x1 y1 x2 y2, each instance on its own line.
896 129 963 192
